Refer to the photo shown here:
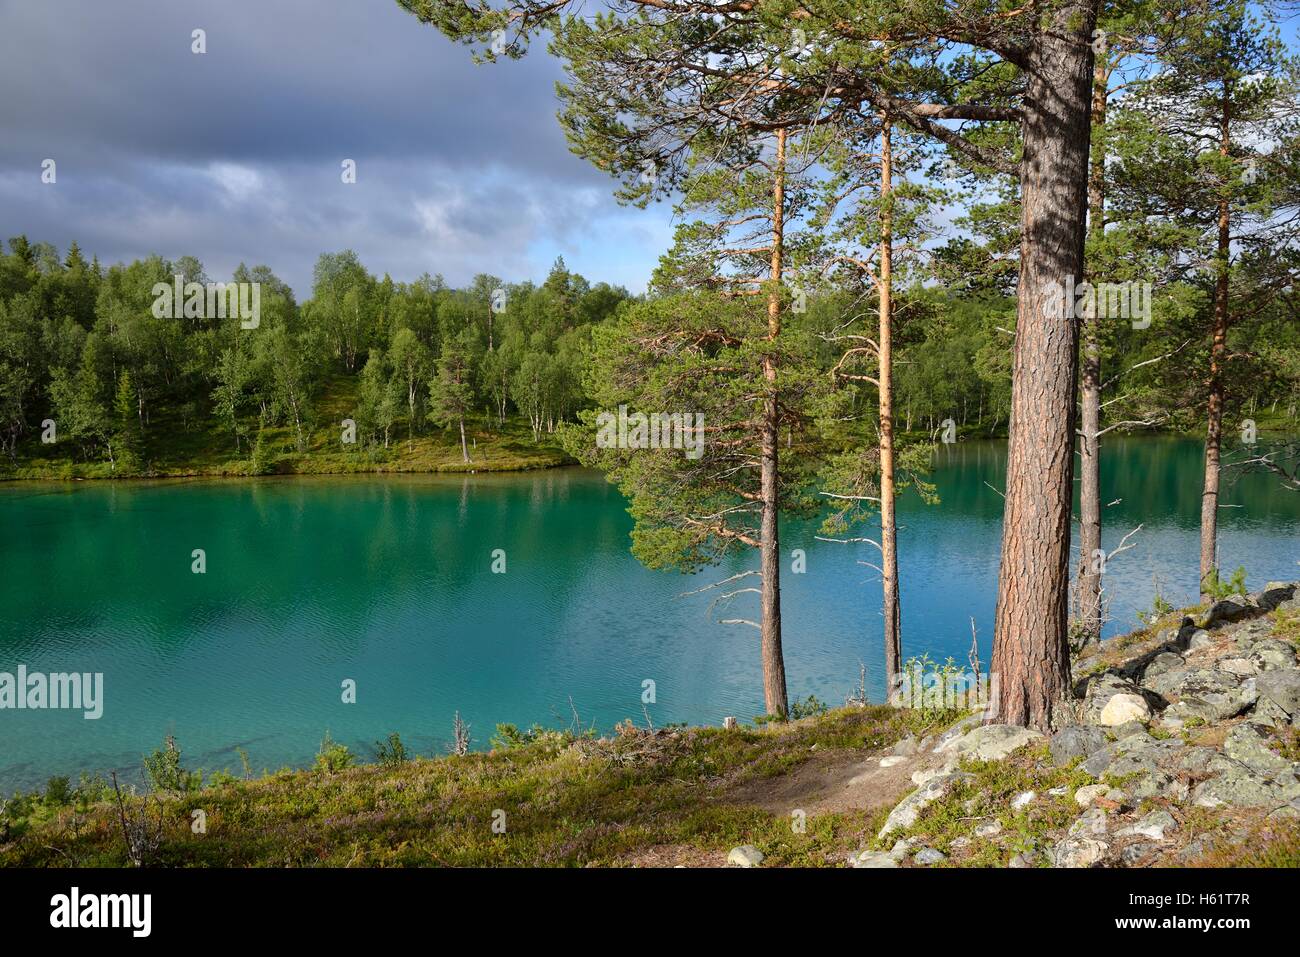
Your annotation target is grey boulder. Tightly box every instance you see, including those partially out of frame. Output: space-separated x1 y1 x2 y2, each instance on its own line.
1049 725 1110 766
1255 671 1300 722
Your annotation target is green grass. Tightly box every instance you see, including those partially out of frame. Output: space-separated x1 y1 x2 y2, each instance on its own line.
1271 606 1300 648
1 375 570 481
0 706 952 868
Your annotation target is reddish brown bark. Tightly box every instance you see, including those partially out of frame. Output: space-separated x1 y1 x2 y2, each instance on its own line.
991 1 1098 731
760 127 789 719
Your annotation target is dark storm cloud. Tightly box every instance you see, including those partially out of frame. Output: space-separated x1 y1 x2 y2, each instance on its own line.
0 0 667 294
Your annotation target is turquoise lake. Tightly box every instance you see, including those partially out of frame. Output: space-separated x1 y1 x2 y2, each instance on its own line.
1 436 1297 793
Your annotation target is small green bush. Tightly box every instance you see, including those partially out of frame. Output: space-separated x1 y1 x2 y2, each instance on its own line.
44 776 72 807
789 695 830 720
1137 593 1175 626
374 732 409 768
315 731 355 772
143 735 200 793
490 723 544 749
1202 566 1248 601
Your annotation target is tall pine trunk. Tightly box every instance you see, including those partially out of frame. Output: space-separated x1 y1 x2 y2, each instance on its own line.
991 1 1097 731
1200 88 1232 598
878 119 902 698
760 128 789 719
1075 60 1108 647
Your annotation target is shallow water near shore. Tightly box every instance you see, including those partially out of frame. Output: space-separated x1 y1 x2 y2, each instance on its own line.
1 435 1297 792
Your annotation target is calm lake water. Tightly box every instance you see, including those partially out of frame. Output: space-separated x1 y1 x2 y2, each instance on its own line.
1 436 1297 792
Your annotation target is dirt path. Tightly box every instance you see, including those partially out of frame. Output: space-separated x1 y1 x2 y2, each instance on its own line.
724 746 925 816
622 735 949 867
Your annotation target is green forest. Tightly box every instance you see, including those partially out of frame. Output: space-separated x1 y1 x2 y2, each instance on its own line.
0 230 1294 481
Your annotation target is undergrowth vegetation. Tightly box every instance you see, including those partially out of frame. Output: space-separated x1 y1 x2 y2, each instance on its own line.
0 705 951 867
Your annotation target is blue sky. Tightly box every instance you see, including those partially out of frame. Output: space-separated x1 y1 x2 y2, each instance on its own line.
0 0 675 297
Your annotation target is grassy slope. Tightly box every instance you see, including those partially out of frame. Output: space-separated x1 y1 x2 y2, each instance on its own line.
1 374 570 480
0 706 953 868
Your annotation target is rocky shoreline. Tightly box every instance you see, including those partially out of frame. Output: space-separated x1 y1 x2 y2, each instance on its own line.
847 580 1300 868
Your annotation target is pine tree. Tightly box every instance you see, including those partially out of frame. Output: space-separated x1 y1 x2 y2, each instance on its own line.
428 331 477 463
547 9 864 717
1106 0 1300 598
64 241 88 272
811 112 943 695
113 368 142 474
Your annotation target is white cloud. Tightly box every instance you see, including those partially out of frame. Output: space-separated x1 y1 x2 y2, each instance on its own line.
208 162 264 203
